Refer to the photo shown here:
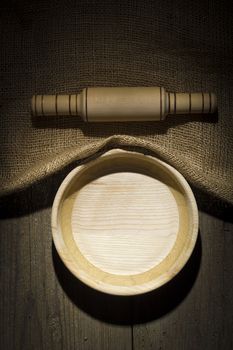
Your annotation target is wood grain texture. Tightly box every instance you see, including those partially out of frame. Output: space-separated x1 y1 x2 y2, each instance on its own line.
132 212 233 350
0 176 233 350
52 150 198 295
0 191 233 350
0 185 132 350
72 172 179 275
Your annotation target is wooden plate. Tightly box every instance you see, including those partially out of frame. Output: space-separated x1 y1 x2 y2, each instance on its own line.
51 149 198 295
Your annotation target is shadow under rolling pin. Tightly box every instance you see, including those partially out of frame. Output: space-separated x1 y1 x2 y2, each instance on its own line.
31 87 217 122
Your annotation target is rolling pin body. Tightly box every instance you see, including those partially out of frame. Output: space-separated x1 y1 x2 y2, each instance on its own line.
31 87 217 122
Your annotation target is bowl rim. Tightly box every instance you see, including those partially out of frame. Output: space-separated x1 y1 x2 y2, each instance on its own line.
51 148 199 296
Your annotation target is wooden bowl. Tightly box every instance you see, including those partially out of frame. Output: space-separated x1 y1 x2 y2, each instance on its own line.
51 149 198 296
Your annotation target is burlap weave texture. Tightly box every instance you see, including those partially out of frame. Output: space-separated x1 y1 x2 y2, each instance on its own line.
0 0 233 205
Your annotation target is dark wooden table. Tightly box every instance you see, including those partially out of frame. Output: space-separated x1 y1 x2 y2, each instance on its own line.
1 174 233 350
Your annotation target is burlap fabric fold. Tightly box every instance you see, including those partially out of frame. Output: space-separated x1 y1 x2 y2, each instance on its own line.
1 0 233 205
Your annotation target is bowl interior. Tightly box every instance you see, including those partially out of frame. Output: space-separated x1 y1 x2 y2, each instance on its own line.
52 150 198 295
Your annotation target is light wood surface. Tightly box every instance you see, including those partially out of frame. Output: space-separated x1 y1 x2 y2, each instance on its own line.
72 172 179 275
52 149 198 295
31 87 217 121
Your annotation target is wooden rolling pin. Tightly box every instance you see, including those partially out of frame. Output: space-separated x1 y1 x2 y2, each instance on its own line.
31 87 217 122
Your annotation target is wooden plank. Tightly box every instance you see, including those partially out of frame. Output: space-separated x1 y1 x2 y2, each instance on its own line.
1 176 232 350
0 182 132 350
132 212 233 350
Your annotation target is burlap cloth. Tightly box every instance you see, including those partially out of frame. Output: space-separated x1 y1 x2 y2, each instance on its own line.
1 0 233 207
